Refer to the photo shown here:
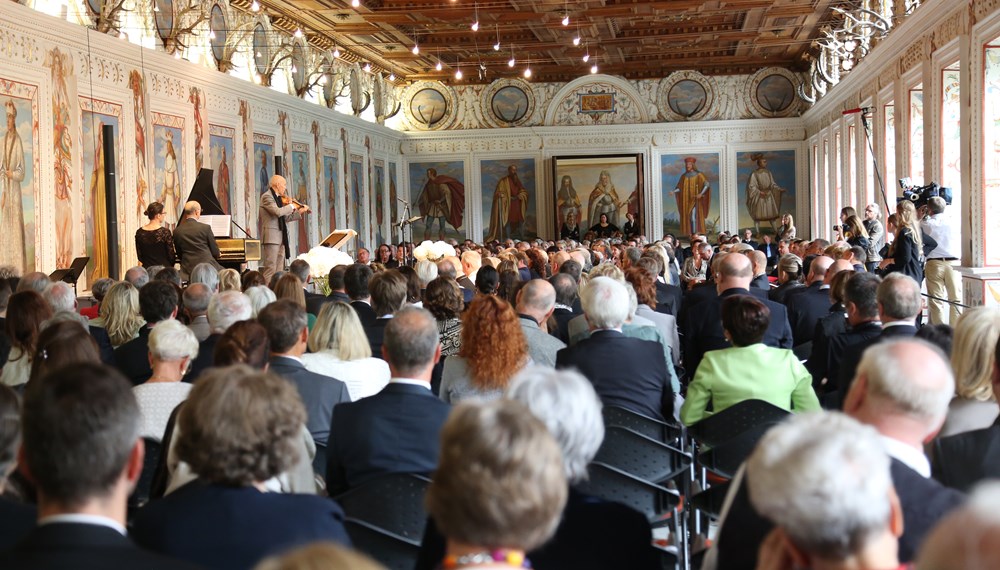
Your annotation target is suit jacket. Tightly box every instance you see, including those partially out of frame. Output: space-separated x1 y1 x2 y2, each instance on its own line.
325 382 451 496
0 499 35 551
114 326 154 385
186 315 210 343
349 300 377 329
269 356 350 446
824 321 882 396
172 218 222 279
364 318 390 361
306 290 349 316
784 282 830 344
183 333 221 383
932 417 1000 492
259 190 302 246
88 325 115 364
683 288 793 379
805 306 846 389
654 281 682 317
415 487 659 570
768 281 804 305
519 316 566 368
456 275 475 291
715 458 963 569
0 522 198 570
551 307 575 344
132 481 349 570
556 330 673 421
749 274 770 292
757 242 778 267
836 323 917 407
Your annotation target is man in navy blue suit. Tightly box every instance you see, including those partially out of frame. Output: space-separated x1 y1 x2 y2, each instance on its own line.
683 253 793 378
260 299 350 447
556 276 674 421
325 306 451 496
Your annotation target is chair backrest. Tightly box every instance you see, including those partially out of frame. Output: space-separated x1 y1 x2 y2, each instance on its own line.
602 405 683 444
129 436 163 508
576 461 680 523
333 472 431 541
698 421 784 478
594 426 690 484
344 517 420 570
687 399 790 448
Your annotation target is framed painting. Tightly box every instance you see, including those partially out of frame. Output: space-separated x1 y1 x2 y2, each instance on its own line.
373 160 386 246
252 134 274 194
208 124 234 214
291 146 310 254
0 85 39 274
209 3 227 65
322 149 339 233
388 161 398 229
81 98 123 283
151 112 184 230
349 155 366 250
408 160 465 242
551 154 643 239
481 158 536 242
736 150 797 236
660 152 721 238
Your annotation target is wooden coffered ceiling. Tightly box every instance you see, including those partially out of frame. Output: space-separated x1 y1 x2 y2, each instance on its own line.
254 0 842 83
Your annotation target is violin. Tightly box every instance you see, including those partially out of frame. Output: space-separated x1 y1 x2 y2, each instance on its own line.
280 194 309 210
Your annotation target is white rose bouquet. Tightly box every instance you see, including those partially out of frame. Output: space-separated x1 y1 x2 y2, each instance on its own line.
295 246 354 294
412 240 456 262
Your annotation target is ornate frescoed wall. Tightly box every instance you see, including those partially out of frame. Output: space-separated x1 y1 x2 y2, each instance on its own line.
0 81 39 274
290 142 310 254
80 99 123 283
208 124 234 214
151 112 184 229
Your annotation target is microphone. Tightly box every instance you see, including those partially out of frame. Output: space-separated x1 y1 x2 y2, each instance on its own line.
396 197 410 204
842 107 872 115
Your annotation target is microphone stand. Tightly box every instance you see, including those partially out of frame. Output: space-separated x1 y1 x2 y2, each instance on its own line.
860 111 891 215
397 198 413 267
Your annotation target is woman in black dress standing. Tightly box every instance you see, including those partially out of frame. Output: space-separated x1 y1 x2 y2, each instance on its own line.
135 202 176 268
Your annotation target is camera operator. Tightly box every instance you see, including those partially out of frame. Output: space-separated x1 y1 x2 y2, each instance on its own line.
863 204 885 272
920 196 962 326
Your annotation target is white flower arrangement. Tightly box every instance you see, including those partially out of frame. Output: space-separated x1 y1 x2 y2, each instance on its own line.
295 246 355 295
411 240 456 262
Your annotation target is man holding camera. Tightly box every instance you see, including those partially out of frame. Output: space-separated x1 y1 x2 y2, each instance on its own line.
921 196 962 326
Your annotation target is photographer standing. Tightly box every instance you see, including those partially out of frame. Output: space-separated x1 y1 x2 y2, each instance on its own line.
863 204 885 272
921 196 962 325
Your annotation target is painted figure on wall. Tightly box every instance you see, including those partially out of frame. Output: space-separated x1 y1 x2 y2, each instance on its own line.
129 71 149 219
587 170 623 229
258 149 269 194
673 157 711 236
89 122 109 280
556 175 581 228
189 87 204 171
0 100 25 271
295 155 308 254
48 49 74 270
216 146 231 214
485 164 529 241
326 158 337 229
374 167 385 245
161 131 180 229
388 163 398 227
417 168 465 241
746 153 784 232
350 160 364 249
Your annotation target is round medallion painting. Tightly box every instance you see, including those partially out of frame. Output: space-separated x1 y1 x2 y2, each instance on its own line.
253 23 269 76
409 88 448 127
491 85 530 124
756 74 795 114
154 0 175 43
210 4 227 64
667 79 708 118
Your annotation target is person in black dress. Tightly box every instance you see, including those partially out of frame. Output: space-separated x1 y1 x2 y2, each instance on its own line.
588 213 619 239
560 210 581 241
135 202 175 268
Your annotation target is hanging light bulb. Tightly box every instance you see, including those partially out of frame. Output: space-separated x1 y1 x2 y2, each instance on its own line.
256 50 262 57
333 46 341 58
562 13 570 26
291 64 297 73
363 62 372 72
412 43 419 55
255 73 262 83
508 57 515 67
250 0 259 11
471 1 479 31
208 28 216 40
455 68 463 80
573 34 581 46
436 59 443 71
590 64 598 74
389 71 396 81
582 52 590 62
523 67 532 78
494 24 501 50
294 28 303 39
351 0 360 7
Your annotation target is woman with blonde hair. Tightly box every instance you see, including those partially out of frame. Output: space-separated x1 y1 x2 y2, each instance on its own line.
879 200 935 282
217 268 241 292
439 296 528 404
301 302 390 401
776 212 796 240
938 307 1000 438
96 281 145 348
274 273 316 330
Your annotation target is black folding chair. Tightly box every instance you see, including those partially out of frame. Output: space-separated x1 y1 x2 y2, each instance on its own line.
686 399 790 449
602 405 685 447
312 443 327 476
344 517 420 570
129 437 162 509
594 426 691 485
333 473 431 542
698 422 782 479
689 480 730 520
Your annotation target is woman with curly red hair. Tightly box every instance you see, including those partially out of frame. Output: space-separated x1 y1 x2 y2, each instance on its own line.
438 295 528 404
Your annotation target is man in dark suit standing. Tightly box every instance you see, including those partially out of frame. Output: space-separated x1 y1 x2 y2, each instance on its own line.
556 276 674 421
325 307 451 496
344 263 376 328
0 363 197 569
836 273 923 407
784 255 834 346
711 338 963 570
114 281 178 385
172 201 223 281
365 269 408 359
683 253 792 378
259 300 349 447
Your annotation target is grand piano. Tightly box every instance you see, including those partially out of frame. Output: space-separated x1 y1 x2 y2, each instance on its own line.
185 168 261 269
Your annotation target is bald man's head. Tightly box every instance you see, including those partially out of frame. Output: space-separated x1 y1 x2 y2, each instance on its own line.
183 201 201 218
807 255 834 284
824 259 854 285
749 250 767 276
716 252 753 290
517 279 557 319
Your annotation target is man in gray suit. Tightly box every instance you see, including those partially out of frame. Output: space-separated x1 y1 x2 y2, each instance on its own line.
260 175 308 284
515 279 566 368
172 201 222 280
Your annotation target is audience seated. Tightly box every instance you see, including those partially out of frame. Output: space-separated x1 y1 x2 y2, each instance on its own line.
514 280 565 368
344 263 376 328
188 262 219 292
273 274 315 331
15 271 50 294
80 277 113 320
768 253 804 304
325 307 451 496
625 266 680 367
805 268 854 388
2 291 52 388
0 363 198 569
27 320 100 385
423 276 463 357
254 543 383 570
213 320 270 369
240 270 267 292
747 412 905 570
441 295 528 404
114 281 179 385
259 300 349 447
302 301 389 401
557 276 674 421
363 269 408 358
92 281 144 348
132 365 350 569
184 290 252 381
936 307 1000 438
680 295 819 425
784 254 835 345
244 284 275 318
133 319 198 441
424 399 567 570
916 482 1000 570
182 283 212 342
548 273 577 343
0 384 35 551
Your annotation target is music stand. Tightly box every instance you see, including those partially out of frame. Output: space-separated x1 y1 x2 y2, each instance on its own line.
319 229 358 250
49 256 90 294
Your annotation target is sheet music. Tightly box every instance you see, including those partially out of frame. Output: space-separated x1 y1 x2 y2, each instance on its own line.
199 215 232 237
